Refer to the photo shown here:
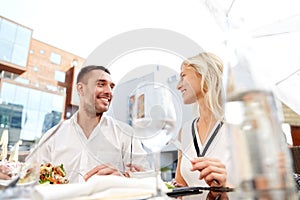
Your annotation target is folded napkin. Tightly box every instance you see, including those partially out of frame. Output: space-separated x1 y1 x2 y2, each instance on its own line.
31 175 167 200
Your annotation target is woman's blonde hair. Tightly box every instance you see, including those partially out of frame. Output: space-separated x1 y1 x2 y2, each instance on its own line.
183 52 224 119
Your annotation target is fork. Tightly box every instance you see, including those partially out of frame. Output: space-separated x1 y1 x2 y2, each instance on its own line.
3 176 20 190
169 139 192 161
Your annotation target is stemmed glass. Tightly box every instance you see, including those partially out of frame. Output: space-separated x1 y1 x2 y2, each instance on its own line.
130 82 178 199
220 17 298 199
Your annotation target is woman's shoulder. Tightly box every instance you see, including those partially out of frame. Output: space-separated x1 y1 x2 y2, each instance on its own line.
182 118 198 131
179 118 198 143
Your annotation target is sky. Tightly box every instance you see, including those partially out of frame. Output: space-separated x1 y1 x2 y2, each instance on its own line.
0 0 224 58
1 0 299 58
1 0 300 114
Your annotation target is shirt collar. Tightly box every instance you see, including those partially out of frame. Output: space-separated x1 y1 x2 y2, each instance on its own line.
71 111 109 127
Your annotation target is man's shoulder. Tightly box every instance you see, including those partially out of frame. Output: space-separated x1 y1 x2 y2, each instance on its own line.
41 119 71 138
103 115 134 135
103 115 130 126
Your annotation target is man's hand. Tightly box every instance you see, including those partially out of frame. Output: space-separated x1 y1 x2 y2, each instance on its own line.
83 164 123 181
0 165 11 180
125 163 144 172
123 163 145 177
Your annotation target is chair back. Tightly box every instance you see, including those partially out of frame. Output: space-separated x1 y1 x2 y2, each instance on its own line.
290 146 300 174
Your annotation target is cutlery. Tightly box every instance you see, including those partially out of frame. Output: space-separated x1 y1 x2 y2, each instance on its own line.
169 139 192 161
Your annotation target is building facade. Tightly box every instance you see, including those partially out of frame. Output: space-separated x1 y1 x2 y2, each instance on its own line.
0 16 85 149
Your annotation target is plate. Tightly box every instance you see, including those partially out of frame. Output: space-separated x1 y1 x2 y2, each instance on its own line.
0 179 36 187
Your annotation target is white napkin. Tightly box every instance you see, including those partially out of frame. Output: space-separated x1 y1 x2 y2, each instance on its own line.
31 175 168 200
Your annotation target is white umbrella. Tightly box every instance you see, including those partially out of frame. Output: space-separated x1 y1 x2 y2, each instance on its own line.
201 0 300 115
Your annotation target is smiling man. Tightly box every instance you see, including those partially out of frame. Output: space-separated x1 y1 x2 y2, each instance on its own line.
33 65 145 183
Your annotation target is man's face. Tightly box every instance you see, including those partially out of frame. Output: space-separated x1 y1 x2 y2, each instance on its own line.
78 70 115 115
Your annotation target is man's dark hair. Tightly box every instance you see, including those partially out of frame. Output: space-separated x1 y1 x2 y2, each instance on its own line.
76 65 110 83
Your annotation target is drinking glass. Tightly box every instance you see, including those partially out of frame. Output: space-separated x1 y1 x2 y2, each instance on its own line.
0 139 39 199
130 82 178 199
222 33 298 199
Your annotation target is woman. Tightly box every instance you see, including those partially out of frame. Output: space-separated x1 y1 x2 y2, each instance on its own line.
174 52 234 187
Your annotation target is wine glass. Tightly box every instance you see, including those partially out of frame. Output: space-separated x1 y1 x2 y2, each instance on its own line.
222 29 298 198
130 82 178 199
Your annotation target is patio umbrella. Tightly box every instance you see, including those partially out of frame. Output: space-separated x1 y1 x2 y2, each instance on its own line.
201 0 300 115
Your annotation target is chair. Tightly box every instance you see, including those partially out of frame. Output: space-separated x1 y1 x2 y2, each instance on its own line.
290 146 300 174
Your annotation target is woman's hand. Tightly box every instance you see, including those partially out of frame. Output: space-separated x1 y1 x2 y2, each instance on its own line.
83 164 123 181
171 178 186 187
190 157 227 187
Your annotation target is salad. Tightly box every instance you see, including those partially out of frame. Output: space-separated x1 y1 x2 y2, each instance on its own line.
39 163 69 184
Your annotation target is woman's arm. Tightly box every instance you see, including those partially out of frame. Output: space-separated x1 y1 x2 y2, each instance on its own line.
174 151 188 187
173 129 187 187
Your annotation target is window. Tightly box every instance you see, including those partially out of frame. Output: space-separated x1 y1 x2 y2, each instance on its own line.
0 17 31 68
0 82 64 142
54 70 65 82
0 18 17 42
50 52 61 65
15 77 29 85
40 49 45 54
45 85 58 92
11 44 28 67
3 71 13 79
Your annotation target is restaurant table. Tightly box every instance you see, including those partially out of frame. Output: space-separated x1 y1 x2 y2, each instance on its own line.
0 176 299 200
168 189 300 200
1 186 299 200
0 187 234 200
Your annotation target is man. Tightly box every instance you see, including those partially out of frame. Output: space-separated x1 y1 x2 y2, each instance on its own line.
33 65 145 183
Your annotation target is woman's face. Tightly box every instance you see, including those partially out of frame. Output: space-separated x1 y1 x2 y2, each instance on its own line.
176 64 202 104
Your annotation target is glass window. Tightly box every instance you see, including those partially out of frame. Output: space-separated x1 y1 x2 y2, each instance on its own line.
15 25 31 46
54 70 65 82
33 66 39 72
40 49 45 54
27 89 41 109
39 92 53 112
52 95 64 111
50 52 61 65
0 19 17 42
1 82 16 103
15 77 29 85
0 82 64 142
29 49 34 54
0 103 23 129
0 40 13 62
11 44 28 67
45 85 57 92
0 17 31 68
14 85 29 106
20 109 39 138
41 110 61 134
2 71 13 79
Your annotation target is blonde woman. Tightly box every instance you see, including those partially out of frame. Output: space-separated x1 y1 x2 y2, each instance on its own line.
174 52 234 187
